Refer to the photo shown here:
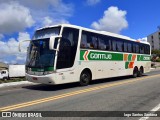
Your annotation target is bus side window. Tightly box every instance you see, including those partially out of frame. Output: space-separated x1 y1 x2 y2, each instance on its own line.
90 36 98 49
112 40 117 51
148 45 150 54
136 44 140 53
124 42 128 52
80 34 88 48
108 40 112 51
145 45 150 54
117 40 123 52
140 45 144 54
98 37 106 50
128 43 132 53
132 44 136 53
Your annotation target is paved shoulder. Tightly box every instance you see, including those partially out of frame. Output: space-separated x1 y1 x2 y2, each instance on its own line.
0 81 38 88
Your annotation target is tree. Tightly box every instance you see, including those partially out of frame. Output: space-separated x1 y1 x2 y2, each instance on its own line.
151 49 160 55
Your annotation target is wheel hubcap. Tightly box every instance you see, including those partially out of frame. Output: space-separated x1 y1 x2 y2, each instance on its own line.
82 74 88 83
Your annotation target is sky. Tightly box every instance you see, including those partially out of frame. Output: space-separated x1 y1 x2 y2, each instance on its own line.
0 0 160 64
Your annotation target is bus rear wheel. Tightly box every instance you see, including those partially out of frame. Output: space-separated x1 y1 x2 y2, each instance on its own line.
138 67 143 77
80 70 91 86
133 67 138 78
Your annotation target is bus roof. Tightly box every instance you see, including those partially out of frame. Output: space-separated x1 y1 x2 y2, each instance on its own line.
37 24 150 45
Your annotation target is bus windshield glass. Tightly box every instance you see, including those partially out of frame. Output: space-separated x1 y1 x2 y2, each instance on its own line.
33 27 61 40
26 38 57 68
26 27 61 68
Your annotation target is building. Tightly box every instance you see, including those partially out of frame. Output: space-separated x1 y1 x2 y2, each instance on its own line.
147 30 160 50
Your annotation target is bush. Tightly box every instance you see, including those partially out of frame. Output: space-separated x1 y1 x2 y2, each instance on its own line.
156 58 160 62
152 49 160 55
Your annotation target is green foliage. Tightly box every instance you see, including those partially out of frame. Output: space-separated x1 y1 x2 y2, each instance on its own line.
152 49 160 55
151 49 160 62
156 58 160 62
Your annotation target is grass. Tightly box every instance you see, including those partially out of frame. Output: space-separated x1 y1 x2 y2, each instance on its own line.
0 77 26 84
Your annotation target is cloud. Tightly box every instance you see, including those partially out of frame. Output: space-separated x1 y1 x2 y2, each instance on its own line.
0 0 73 64
0 0 73 34
138 37 147 42
0 32 30 64
19 0 73 16
42 16 69 27
0 1 35 34
91 6 128 33
0 34 4 40
86 0 101 6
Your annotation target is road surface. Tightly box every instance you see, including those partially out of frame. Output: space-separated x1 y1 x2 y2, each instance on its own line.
0 70 160 120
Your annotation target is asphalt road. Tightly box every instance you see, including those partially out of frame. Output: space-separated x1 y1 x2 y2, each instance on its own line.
0 70 160 120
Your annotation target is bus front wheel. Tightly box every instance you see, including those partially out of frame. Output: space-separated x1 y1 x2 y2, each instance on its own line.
80 70 91 86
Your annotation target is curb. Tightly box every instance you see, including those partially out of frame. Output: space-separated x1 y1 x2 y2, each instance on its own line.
0 81 38 88
150 67 160 71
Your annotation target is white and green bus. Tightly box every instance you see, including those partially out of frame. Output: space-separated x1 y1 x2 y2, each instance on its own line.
23 24 151 86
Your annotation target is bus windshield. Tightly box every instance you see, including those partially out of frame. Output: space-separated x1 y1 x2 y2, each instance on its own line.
26 27 61 69
33 27 61 40
26 38 56 68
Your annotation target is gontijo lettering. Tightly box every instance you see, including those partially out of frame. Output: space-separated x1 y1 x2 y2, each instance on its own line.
90 53 112 60
143 56 150 60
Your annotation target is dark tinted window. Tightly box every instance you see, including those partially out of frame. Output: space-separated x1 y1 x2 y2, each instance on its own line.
57 27 79 69
132 44 136 53
80 34 87 48
140 45 145 54
81 31 98 49
117 40 123 52
128 43 132 52
80 30 150 55
144 45 150 54
112 40 117 51
90 36 98 49
124 42 128 52
136 44 139 53
98 36 106 50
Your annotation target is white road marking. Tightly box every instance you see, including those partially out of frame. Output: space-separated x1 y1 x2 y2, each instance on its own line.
139 103 160 120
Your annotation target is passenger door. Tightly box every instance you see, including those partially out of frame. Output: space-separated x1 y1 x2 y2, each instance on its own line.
56 27 79 70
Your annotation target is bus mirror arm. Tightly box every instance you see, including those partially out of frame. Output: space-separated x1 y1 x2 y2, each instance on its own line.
49 35 62 51
19 40 30 52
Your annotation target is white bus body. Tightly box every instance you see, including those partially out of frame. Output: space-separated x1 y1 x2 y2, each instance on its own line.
24 24 151 85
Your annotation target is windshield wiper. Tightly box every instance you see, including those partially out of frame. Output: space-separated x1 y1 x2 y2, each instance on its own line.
28 49 39 67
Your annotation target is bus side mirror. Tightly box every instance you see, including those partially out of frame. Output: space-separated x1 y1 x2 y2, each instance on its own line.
19 40 30 52
49 35 62 51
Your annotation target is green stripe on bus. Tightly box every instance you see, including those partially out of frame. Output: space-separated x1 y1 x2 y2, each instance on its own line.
80 50 85 60
128 54 132 61
80 50 151 61
125 62 130 69
137 55 151 61
80 50 123 61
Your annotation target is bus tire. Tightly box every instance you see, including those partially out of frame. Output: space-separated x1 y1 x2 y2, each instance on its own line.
138 67 143 77
133 67 138 78
80 70 91 86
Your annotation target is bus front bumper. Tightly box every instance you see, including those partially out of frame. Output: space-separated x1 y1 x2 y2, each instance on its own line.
26 73 56 85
